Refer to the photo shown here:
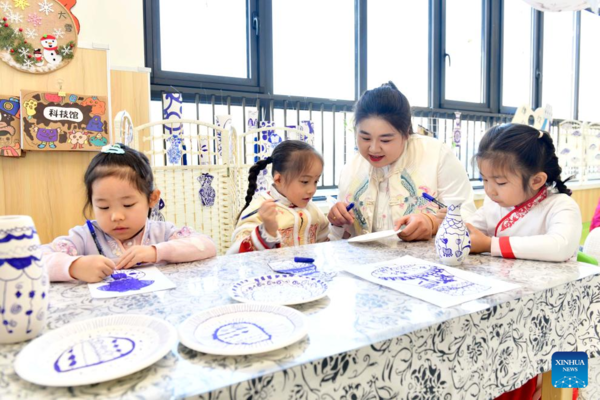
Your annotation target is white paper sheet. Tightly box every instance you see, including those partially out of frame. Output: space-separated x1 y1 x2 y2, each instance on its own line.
343 255 519 308
88 266 176 299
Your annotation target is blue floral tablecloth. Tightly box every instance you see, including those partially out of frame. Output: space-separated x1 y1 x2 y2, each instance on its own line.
1 239 599 399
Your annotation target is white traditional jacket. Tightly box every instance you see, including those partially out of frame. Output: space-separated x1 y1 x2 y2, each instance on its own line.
227 185 330 254
468 186 582 262
329 135 476 240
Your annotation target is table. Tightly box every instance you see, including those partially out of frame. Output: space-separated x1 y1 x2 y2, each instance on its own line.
1 238 599 399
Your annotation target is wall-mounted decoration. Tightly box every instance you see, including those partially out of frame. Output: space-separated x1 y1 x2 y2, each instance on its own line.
0 0 77 74
0 95 21 156
162 92 184 165
56 0 78 33
20 90 109 152
512 103 553 131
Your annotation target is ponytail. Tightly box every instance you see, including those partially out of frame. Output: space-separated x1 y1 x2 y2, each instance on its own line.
237 157 273 220
476 124 572 197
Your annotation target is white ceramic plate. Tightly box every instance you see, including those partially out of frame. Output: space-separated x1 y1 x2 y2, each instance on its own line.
178 303 308 356
348 228 402 243
229 274 328 305
14 314 177 387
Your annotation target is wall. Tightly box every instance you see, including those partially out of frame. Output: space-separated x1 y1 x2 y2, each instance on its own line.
75 0 145 68
0 48 150 244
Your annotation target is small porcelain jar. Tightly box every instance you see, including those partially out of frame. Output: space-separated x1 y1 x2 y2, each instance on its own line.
435 204 471 266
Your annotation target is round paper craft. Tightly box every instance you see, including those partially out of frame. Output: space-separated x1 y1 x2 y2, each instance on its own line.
178 303 308 356
0 0 78 73
229 274 328 305
14 314 177 387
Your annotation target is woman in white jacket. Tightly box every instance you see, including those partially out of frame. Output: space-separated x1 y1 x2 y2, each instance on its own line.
329 82 476 241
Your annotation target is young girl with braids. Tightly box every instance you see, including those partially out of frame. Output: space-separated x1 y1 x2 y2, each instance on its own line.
467 123 581 263
227 140 329 254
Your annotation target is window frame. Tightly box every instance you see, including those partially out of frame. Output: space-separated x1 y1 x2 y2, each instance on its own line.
144 0 596 119
144 0 261 92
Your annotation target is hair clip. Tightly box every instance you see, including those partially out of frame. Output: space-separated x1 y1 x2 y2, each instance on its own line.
101 143 125 154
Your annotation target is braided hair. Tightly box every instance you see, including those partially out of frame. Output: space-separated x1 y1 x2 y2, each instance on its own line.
475 123 572 196
238 140 323 219
354 81 414 138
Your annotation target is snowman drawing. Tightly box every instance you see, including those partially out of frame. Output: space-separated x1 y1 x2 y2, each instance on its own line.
40 35 63 65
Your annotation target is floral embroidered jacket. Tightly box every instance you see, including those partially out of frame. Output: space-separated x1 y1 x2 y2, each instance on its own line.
467 187 581 262
329 135 476 240
227 185 329 254
42 220 217 281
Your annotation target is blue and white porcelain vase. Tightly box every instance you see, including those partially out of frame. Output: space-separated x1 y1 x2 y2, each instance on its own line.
0 216 48 343
434 204 471 266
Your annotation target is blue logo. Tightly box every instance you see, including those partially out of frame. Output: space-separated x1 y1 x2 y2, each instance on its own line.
552 352 588 388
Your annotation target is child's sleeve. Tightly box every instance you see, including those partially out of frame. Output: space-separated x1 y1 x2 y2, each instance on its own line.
153 224 217 263
490 198 582 262
41 226 88 282
227 197 282 254
437 143 477 220
467 196 492 234
590 197 600 232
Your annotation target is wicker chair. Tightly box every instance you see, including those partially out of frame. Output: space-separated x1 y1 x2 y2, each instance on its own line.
127 118 240 255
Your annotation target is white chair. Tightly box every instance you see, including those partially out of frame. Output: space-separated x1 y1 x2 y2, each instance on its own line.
120 117 241 255
583 228 600 260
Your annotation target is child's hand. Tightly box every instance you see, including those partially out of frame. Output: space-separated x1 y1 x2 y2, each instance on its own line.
328 202 355 227
395 214 433 241
466 223 492 253
258 200 279 237
69 255 116 283
116 245 157 270
435 208 447 222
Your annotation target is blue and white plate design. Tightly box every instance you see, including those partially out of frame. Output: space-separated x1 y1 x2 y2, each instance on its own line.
178 303 308 356
14 315 177 387
229 274 328 305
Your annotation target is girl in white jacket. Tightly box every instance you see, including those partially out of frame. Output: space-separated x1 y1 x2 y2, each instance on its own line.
467 123 581 262
328 82 476 241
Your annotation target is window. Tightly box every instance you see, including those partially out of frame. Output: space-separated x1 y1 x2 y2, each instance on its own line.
578 11 600 122
159 0 248 78
367 1 429 107
272 0 354 100
148 0 258 89
542 11 576 119
501 0 533 108
443 0 486 104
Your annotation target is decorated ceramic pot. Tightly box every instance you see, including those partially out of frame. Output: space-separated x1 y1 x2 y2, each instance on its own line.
0 215 48 343
434 204 471 266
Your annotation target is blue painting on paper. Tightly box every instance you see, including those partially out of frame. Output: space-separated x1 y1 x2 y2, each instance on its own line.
371 264 489 296
98 270 154 293
54 336 135 372
213 322 272 346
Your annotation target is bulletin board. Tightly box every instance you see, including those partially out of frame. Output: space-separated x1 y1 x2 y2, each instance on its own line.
20 89 109 151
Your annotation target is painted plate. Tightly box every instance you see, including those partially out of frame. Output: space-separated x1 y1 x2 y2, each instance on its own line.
348 229 401 243
178 303 308 356
14 314 177 387
229 274 328 305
